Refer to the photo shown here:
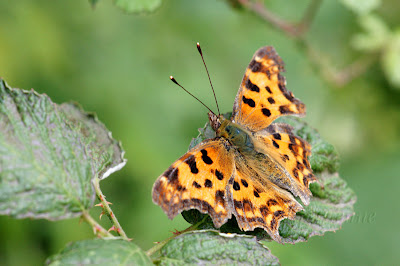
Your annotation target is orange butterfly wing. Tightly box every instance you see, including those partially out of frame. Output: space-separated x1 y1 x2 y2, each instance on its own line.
254 123 317 205
152 138 234 228
232 46 305 132
227 157 303 241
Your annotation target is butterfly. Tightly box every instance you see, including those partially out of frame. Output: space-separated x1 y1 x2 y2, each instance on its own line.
152 46 316 242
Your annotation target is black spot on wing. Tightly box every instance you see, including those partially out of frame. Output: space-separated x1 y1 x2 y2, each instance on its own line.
192 181 201 188
177 185 186 191
253 190 260 197
249 59 261 72
215 169 224 180
245 79 260 92
165 167 179 184
233 181 241 191
279 105 291 114
267 97 275 104
281 154 290 162
265 86 272 93
273 133 281 140
200 149 213 165
272 140 280 149
241 179 249 187
234 200 243 210
267 199 278 206
242 96 256 108
204 179 213 188
261 108 271 117
185 155 199 174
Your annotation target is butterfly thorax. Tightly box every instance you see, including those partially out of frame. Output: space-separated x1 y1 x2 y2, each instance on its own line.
216 117 254 153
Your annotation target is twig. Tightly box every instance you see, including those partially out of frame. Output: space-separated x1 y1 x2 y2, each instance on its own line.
330 54 378 86
81 210 114 238
238 0 299 37
297 0 323 35
237 0 376 87
92 176 129 240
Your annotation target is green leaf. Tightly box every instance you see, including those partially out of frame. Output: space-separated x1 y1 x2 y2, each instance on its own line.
382 30 400 89
46 239 152 265
340 0 381 15
351 14 390 52
183 115 356 243
114 0 162 13
0 79 126 220
158 230 279 265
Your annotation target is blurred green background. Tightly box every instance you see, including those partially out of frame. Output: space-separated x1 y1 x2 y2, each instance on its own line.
0 0 399 265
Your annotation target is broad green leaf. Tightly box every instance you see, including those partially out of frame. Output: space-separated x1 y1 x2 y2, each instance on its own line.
340 0 381 15
351 14 389 52
183 115 356 243
46 239 152 265
382 30 400 89
114 0 162 13
0 79 126 220
158 230 279 265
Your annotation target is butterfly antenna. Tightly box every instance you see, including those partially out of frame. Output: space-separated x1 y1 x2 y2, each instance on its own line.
197 42 220 116
170 76 215 115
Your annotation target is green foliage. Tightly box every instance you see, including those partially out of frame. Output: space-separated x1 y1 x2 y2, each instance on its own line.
344 1 400 88
340 0 381 15
351 14 389 52
183 116 355 243
90 0 162 13
0 79 125 220
382 30 400 88
158 230 279 266
46 239 152 265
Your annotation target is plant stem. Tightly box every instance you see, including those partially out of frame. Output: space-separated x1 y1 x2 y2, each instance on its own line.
146 217 208 258
237 0 376 87
297 0 323 35
238 0 299 37
92 176 129 240
81 210 114 238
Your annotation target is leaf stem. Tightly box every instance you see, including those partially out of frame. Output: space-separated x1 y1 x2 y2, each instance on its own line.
92 176 129 240
81 210 114 238
146 216 208 258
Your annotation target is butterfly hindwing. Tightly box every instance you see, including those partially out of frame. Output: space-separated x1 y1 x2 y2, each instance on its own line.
232 46 306 132
152 138 235 228
254 124 317 204
227 158 303 241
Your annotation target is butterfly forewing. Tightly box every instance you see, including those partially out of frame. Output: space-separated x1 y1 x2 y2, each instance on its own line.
232 46 306 132
152 138 235 228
